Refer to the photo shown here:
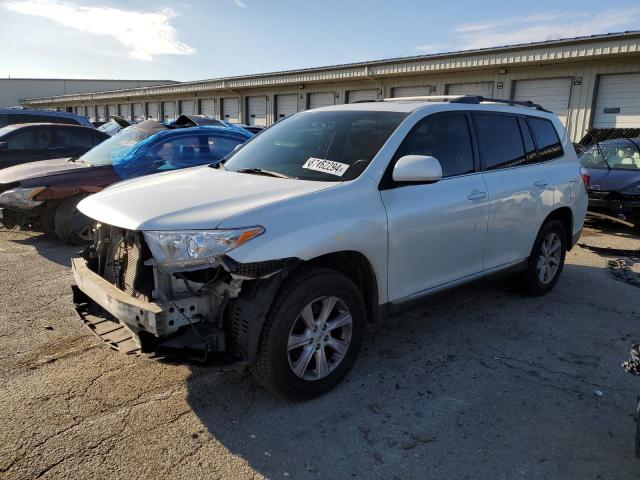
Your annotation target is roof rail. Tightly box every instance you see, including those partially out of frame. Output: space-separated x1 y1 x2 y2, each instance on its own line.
383 95 550 112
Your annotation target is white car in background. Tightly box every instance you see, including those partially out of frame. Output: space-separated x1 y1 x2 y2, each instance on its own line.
70 96 588 400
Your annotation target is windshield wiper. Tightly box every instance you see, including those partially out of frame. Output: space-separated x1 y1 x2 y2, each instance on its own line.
235 168 292 179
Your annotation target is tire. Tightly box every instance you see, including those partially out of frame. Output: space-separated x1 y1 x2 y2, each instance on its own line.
40 207 57 236
517 219 567 296
251 267 366 400
54 195 94 246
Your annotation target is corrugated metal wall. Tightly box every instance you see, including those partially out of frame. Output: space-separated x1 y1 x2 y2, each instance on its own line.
24 58 640 140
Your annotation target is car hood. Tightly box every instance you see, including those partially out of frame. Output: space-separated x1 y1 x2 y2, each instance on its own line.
0 157 88 185
586 168 640 191
78 166 339 231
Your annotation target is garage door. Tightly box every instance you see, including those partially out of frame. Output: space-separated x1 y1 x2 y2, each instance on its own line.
513 78 572 125
447 81 494 97
74 106 84 116
107 104 117 118
147 102 159 121
222 97 240 123
247 96 267 126
593 73 640 128
96 105 106 122
118 103 130 120
391 86 431 98
276 94 297 121
162 101 176 121
132 103 144 121
86 106 95 121
180 100 195 115
346 89 378 103
200 99 216 117
308 92 335 110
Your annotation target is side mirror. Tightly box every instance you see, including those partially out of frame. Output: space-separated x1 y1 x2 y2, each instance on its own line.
0 142 8 151
392 155 442 183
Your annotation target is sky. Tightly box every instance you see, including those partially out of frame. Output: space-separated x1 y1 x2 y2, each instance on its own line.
0 0 639 81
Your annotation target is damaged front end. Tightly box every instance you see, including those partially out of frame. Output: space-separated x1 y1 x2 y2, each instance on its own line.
71 223 297 363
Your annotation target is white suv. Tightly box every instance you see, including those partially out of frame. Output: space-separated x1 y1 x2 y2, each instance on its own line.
71 96 588 399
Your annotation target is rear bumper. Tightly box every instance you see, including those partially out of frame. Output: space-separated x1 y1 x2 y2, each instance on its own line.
588 196 640 219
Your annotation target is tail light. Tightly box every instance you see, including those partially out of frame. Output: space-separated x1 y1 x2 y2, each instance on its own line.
580 167 590 189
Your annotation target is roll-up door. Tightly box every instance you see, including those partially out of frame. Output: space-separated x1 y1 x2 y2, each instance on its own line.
308 92 335 110
75 106 84 116
200 99 216 116
132 103 144 121
275 94 298 120
513 78 572 125
247 96 267 126
593 73 640 128
346 89 378 103
391 86 431 98
180 100 195 115
162 101 176 121
96 105 106 121
86 106 95 122
107 104 117 118
147 102 159 121
118 103 130 120
222 97 240 123
447 81 494 97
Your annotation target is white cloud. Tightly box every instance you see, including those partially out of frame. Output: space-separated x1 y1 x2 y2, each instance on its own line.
1 0 195 61
225 0 246 7
417 7 640 53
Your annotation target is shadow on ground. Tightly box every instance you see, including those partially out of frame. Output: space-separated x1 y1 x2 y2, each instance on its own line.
1 229 78 267
185 262 640 479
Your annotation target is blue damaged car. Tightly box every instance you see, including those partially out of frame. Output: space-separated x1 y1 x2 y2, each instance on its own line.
0 117 253 244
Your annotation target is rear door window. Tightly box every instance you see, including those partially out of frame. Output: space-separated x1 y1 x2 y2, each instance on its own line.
6 127 53 149
394 112 475 178
528 117 564 161
473 114 526 170
53 127 94 148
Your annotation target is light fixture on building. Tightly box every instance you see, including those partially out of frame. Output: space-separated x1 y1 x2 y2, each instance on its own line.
499 68 508 74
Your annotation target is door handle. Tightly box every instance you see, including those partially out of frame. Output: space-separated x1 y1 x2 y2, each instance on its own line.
467 191 487 201
534 180 548 188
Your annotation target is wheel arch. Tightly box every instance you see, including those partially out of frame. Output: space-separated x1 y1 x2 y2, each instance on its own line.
543 206 574 250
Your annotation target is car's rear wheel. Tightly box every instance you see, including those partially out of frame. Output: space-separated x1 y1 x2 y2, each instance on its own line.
54 195 94 245
518 219 567 296
251 267 365 400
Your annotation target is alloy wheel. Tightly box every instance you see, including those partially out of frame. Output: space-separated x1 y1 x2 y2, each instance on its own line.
287 296 353 381
536 232 562 284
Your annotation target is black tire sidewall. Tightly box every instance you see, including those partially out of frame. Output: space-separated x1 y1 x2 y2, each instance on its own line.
526 219 567 295
261 268 366 400
54 195 93 245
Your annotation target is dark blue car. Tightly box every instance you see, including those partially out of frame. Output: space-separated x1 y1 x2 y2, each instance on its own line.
579 137 640 225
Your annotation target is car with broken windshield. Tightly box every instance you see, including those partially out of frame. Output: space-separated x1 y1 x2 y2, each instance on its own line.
70 96 588 400
578 137 640 226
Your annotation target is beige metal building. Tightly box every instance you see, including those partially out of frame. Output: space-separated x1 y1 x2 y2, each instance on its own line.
20 31 640 141
0 78 177 109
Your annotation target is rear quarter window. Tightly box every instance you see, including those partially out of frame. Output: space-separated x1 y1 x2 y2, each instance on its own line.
528 117 564 161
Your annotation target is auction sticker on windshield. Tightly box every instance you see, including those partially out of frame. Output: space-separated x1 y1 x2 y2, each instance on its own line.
302 157 350 177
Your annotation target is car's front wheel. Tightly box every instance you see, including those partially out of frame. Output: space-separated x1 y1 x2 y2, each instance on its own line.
251 267 366 400
519 219 567 296
54 195 94 245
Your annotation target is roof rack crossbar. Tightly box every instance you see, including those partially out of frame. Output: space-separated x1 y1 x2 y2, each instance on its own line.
383 94 550 112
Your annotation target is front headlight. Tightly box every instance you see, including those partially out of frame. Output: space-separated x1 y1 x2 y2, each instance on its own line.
621 183 640 195
0 187 46 208
143 227 265 272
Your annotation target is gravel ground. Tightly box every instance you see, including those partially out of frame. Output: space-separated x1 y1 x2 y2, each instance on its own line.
1 223 639 480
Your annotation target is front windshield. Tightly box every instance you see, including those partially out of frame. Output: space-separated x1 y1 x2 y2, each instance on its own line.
79 125 156 166
580 139 640 171
223 110 408 181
